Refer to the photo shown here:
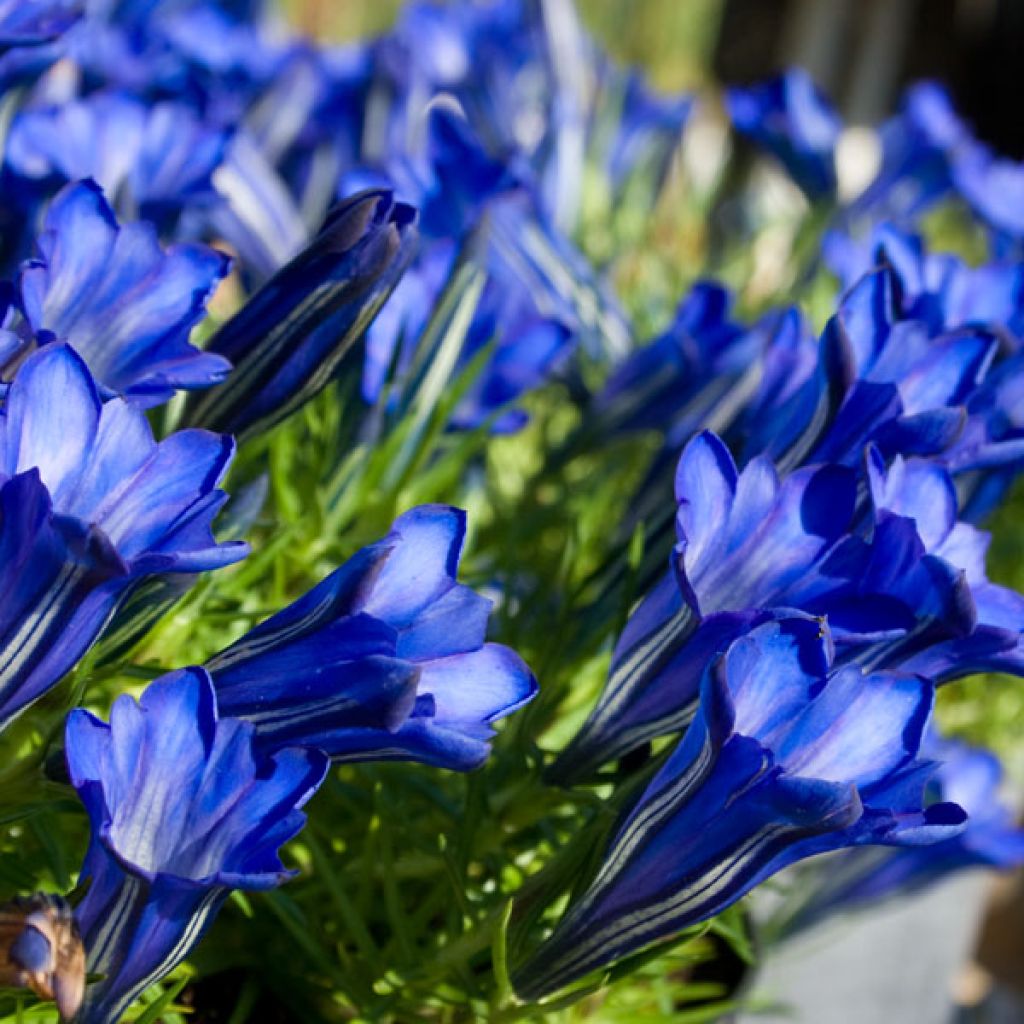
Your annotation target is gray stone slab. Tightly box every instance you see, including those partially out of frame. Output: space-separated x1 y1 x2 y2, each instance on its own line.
738 872 991 1024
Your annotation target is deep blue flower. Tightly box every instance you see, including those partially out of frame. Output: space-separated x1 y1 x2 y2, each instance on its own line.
726 69 841 201
815 236 1024 506
0 1 81 45
850 80 968 221
515 617 965 999
866 449 1024 681
823 222 1024 341
599 281 764 444
744 269 998 471
784 735 1024 932
7 91 229 225
0 344 246 726
6 179 231 405
67 667 327 1024
552 432 863 780
552 430 978 782
952 141 1024 251
184 187 418 439
207 505 537 770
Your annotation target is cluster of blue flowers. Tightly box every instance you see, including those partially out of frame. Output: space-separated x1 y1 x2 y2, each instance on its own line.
1 0 1023 1018
517 69 1024 995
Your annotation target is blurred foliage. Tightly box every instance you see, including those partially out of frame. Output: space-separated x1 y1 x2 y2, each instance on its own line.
282 0 723 91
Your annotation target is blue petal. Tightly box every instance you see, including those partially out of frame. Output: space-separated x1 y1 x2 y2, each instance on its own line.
2 343 99 508
361 505 465 627
21 180 232 402
418 643 537 725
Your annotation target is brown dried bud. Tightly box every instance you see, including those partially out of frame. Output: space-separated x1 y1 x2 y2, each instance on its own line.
0 893 85 1020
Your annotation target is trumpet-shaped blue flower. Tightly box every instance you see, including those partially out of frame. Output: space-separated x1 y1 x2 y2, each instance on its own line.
8 180 231 405
184 187 417 439
784 736 1024 932
67 668 327 1024
515 617 965 998
850 80 968 221
745 269 998 471
552 432 861 780
7 92 228 225
866 450 1024 681
818 233 1024 504
0 344 246 726
952 141 1024 250
823 222 1024 340
726 69 841 200
207 505 537 770
599 281 764 444
552 431 976 782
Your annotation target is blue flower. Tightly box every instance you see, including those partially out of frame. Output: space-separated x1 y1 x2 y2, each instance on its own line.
0 344 246 726
7 91 229 225
812 236 1024 507
184 187 418 439
866 449 1024 681
9 180 231 405
823 222 1024 340
850 80 968 221
0 1 81 46
552 432 863 780
515 617 965 999
599 281 763 443
67 667 327 1024
744 269 998 470
552 431 978 782
784 735 1024 932
726 69 841 200
952 141 1024 251
208 505 537 770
